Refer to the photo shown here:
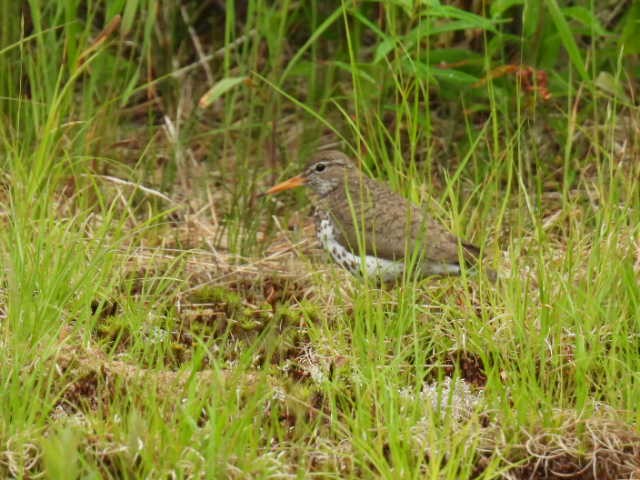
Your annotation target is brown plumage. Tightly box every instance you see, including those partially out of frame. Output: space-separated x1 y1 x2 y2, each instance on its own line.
266 150 488 280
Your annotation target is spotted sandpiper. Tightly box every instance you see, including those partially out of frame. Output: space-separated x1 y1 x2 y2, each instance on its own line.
265 150 491 282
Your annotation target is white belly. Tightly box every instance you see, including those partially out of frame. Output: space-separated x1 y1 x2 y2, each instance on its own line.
316 218 405 282
316 217 462 280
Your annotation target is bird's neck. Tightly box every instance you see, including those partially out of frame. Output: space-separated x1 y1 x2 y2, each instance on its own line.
312 174 372 212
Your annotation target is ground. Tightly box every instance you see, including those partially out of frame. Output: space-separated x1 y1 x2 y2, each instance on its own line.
2 2 640 478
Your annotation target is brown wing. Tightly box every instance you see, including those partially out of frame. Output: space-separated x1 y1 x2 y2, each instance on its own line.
326 175 478 265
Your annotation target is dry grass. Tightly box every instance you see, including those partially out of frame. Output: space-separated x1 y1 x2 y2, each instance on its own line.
3 2 640 478
10 203 634 478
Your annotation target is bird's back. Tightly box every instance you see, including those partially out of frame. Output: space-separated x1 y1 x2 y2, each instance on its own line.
320 174 478 272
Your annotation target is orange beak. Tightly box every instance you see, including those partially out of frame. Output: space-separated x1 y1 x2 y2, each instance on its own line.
264 174 306 195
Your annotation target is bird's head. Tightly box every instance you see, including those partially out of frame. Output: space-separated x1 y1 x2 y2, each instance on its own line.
264 150 355 197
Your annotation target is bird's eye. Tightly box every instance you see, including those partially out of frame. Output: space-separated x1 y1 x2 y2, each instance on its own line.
315 163 326 172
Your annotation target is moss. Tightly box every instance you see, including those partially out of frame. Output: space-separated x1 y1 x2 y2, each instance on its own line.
96 316 132 343
188 286 243 306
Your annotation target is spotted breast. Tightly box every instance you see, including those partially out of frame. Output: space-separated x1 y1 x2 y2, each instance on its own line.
313 209 405 282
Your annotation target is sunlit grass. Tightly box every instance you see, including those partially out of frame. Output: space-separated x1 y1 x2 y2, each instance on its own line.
1 1 639 478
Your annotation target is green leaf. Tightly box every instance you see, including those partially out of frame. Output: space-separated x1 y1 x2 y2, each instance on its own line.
431 67 479 86
490 0 524 19
421 5 499 33
198 76 248 108
411 61 480 86
544 0 590 83
374 8 500 63
414 19 493 36
374 37 397 63
120 0 139 35
390 0 414 12
280 5 344 81
562 6 609 36
539 33 561 70
423 48 483 66
620 2 640 54
523 0 541 38
331 61 377 84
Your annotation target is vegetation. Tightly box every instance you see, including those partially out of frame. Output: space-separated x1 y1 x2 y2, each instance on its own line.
1 0 639 478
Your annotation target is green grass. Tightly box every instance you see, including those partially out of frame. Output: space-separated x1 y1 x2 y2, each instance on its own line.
1 1 639 478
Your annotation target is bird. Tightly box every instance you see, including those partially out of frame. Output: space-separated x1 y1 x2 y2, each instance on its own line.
265 150 491 282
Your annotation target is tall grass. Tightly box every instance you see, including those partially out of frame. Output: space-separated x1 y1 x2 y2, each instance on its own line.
1 0 639 478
